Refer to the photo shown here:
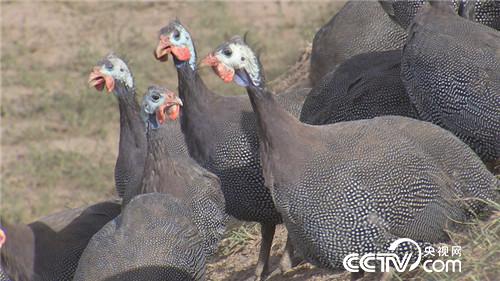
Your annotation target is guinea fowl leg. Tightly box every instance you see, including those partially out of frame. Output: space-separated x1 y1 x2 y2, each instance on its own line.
254 223 276 281
279 234 302 273
350 270 365 281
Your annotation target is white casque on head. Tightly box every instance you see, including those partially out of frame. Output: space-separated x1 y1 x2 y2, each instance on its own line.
214 38 262 87
100 54 134 89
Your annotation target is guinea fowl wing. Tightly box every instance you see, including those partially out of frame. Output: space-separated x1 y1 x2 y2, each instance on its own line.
401 3 500 161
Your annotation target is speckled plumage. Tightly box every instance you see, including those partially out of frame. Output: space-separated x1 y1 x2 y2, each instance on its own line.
157 26 283 226
0 201 121 281
379 0 459 29
301 50 419 125
74 194 206 281
380 0 500 30
248 84 498 272
122 86 227 255
401 3 500 162
464 0 500 30
214 39 498 274
177 69 281 225
310 1 407 85
158 25 309 278
275 87 311 119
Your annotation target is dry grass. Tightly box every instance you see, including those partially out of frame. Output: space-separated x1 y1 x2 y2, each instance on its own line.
1 1 343 223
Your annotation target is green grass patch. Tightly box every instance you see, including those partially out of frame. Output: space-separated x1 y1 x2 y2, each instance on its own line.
1 146 115 222
218 222 261 257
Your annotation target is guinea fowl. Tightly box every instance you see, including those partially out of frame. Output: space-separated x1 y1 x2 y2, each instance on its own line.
310 1 407 85
379 0 500 30
123 85 227 255
88 54 146 199
154 20 301 279
203 37 499 279
0 201 120 281
401 2 500 162
74 193 206 281
300 50 419 125
88 54 188 198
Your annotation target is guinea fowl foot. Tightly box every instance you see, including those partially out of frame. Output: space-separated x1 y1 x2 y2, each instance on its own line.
253 223 276 281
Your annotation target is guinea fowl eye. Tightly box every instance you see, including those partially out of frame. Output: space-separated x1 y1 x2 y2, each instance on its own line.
105 63 113 71
173 30 180 40
152 94 160 101
223 49 232 57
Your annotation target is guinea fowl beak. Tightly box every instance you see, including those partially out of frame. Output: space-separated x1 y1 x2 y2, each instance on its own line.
88 67 115 93
154 35 172 62
156 91 183 124
0 228 5 249
201 53 235 83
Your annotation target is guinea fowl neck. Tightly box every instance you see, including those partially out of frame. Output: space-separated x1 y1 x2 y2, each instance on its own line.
175 61 219 162
145 128 174 172
246 85 303 153
139 127 187 198
115 84 146 152
176 62 217 116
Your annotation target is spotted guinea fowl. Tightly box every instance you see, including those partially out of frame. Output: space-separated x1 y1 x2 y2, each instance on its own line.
379 0 500 30
0 201 120 281
122 85 227 255
204 37 499 279
310 1 407 85
74 193 205 281
300 50 419 125
401 2 500 162
153 20 304 279
88 55 188 198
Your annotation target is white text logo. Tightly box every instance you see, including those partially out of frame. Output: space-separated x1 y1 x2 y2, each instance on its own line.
342 238 461 273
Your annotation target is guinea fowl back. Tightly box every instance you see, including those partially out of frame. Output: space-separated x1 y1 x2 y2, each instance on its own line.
274 116 498 269
310 1 407 84
463 0 500 30
401 3 500 162
379 0 500 30
275 87 311 119
74 194 206 281
301 50 419 125
0 201 121 281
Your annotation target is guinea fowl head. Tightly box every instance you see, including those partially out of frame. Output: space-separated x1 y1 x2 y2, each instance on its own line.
201 35 264 88
88 54 134 94
141 85 183 130
154 20 196 70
